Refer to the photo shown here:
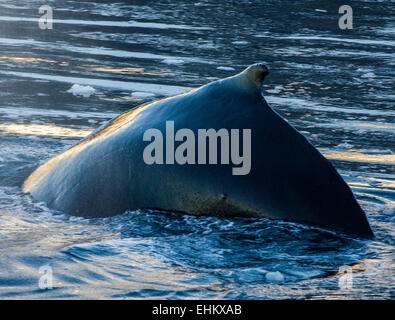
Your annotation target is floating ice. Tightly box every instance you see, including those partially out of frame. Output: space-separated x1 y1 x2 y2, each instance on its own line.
162 58 185 65
67 84 95 98
315 9 328 12
232 41 249 45
0 70 190 97
265 271 284 282
217 66 235 71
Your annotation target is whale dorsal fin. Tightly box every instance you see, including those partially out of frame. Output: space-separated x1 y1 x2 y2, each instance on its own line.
220 63 270 95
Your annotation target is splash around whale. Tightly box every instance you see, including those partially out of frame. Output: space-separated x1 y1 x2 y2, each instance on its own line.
23 63 374 238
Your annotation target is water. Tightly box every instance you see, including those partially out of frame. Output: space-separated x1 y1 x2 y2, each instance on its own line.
0 0 394 299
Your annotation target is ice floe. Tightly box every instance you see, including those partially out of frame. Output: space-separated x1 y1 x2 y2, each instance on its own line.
67 84 95 97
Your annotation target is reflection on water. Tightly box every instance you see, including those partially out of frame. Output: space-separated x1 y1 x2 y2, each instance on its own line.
0 0 393 299
79 65 173 77
323 150 395 165
0 123 92 138
0 56 58 65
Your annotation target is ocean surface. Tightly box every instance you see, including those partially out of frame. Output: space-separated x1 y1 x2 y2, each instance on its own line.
0 0 394 299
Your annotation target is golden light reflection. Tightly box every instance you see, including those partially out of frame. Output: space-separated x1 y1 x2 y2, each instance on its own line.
0 56 58 64
79 65 173 77
350 180 395 190
0 123 92 138
353 123 395 130
323 150 395 164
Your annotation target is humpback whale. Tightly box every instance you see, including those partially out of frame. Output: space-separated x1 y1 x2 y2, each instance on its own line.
23 63 374 238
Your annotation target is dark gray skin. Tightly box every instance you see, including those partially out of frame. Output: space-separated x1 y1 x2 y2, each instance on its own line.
23 63 374 238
